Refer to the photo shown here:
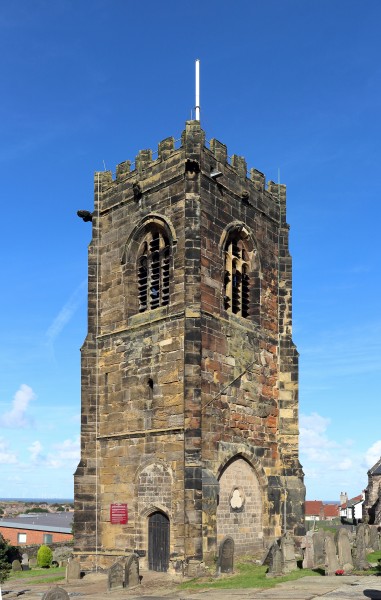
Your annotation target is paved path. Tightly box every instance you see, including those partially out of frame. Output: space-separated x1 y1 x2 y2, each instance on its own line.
2 573 381 600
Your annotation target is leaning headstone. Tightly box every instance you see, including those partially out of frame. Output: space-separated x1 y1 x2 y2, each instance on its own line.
335 528 353 572
108 559 125 591
353 523 369 570
125 554 140 588
302 531 315 569
65 557 81 582
280 531 297 573
12 559 22 571
262 540 283 577
369 525 380 551
312 528 325 567
218 537 235 574
42 586 70 600
324 532 339 576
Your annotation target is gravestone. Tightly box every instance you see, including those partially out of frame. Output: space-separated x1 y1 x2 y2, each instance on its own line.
324 532 339 576
335 528 353 572
218 537 234 574
42 586 70 600
125 554 140 588
302 531 314 569
353 523 369 570
12 559 22 571
65 557 81 582
30 557 37 567
262 540 283 577
280 531 297 573
369 525 380 551
108 560 125 591
21 552 30 571
312 528 325 567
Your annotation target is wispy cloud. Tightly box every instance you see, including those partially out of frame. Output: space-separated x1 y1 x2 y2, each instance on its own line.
0 384 36 428
0 438 18 464
27 436 80 470
45 280 86 346
300 411 381 499
364 440 381 469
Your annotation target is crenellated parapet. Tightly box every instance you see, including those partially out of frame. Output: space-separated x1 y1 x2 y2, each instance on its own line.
93 122 287 227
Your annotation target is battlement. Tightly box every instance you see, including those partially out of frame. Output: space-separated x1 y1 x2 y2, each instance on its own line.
94 121 285 220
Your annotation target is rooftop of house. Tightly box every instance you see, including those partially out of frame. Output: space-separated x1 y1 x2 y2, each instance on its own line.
305 500 324 515
0 511 73 533
323 504 339 518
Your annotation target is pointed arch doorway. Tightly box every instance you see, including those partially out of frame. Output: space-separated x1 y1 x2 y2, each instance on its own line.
148 511 170 572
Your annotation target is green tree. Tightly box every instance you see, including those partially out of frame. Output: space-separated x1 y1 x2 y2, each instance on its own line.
0 534 11 584
37 545 53 568
25 507 49 513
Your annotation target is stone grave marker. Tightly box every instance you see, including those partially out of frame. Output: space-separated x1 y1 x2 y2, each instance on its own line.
312 528 325 567
12 559 22 571
324 532 339 576
335 528 353 571
108 559 125 591
65 557 81 582
280 531 297 573
370 525 380 551
218 537 234 574
353 523 369 570
42 586 70 600
125 554 140 588
302 531 314 569
21 552 30 571
262 540 283 577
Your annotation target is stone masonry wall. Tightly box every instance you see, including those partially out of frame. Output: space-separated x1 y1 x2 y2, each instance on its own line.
74 121 305 571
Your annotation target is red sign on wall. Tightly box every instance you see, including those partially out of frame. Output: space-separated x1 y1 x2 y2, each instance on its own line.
110 503 128 524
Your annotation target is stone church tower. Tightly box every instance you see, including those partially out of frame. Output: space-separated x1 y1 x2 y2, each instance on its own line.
74 120 305 573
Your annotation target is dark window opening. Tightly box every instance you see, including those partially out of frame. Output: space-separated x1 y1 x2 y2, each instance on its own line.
137 230 171 313
223 234 251 319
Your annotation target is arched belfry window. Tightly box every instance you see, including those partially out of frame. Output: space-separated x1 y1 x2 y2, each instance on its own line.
137 229 170 312
223 230 259 320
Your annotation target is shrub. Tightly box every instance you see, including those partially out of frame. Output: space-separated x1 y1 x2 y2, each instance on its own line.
0 534 12 584
37 545 53 568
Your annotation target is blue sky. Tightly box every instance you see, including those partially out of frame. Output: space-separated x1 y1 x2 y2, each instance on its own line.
0 0 380 501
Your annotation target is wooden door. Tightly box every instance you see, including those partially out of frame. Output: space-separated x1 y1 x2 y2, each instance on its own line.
148 511 170 572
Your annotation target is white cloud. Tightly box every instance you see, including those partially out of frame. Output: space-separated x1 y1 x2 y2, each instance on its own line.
337 458 352 471
364 440 381 468
27 436 80 470
0 438 18 464
300 412 338 461
0 384 36 428
28 440 43 462
46 280 86 345
300 411 369 499
53 436 80 462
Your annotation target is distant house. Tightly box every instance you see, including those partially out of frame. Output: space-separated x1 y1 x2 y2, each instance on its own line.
305 501 339 522
339 492 364 522
0 511 73 546
363 457 381 525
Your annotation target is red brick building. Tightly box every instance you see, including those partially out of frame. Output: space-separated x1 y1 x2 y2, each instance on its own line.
0 512 73 546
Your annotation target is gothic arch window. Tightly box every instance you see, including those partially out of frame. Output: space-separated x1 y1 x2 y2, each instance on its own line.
137 229 170 312
222 228 260 322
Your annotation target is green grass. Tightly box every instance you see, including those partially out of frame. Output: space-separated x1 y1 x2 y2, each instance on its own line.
180 562 321 590
27 575 65 584
9 566 65 580
367 550 381 562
